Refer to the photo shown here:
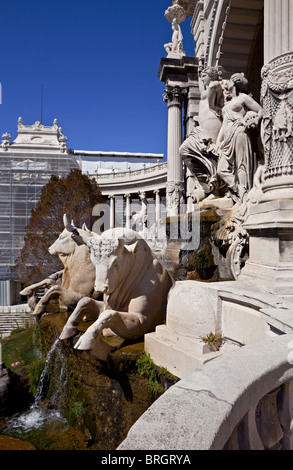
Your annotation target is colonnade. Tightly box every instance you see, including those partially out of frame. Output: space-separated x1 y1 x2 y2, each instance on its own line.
107 189 164 230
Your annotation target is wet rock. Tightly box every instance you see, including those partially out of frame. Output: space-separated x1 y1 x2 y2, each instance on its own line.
38 312 173 450
0 434 36 450
0 364 33 417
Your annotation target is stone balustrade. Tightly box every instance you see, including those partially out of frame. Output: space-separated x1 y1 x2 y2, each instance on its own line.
118 333 293 450
93 162 167 183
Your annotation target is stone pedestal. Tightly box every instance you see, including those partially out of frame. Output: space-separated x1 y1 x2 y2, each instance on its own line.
144 279 280 379
145 281 223 378
241 200 293 296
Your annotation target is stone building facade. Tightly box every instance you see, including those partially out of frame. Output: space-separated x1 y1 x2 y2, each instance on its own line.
2 0 293 309
143 0 293 379
0 118 165 305
0 119 80 305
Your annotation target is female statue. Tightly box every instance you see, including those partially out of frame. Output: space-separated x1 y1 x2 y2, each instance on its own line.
179 67 224 201
216 73 263 202
180 67 223 157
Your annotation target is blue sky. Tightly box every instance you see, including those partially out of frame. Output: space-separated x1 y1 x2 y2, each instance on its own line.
0 0 195 157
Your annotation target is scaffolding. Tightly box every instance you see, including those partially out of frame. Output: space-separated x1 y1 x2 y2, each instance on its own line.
0 151 80 285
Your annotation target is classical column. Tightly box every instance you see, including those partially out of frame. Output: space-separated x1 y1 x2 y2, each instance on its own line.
154 189 161 224
124 194 131 229
240 0 293 295
264 0 293 64
109 195 115 229
163 85 187 216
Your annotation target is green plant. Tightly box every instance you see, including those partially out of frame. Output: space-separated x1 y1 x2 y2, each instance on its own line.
2 327 43 373
194 250 209 269
68 400 86 424
136 353 165 395
10 326 26 335
120 354 137 369
200 332 223 348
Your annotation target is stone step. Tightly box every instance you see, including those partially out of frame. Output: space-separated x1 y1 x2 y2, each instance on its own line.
0 306 35 337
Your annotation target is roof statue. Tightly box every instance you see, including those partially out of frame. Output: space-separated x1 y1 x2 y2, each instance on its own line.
164 1 186 58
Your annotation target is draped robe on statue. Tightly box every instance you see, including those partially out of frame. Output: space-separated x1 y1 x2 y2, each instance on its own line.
217 106 257 201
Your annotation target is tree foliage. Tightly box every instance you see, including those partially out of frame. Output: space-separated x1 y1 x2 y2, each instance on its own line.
15 169 104 286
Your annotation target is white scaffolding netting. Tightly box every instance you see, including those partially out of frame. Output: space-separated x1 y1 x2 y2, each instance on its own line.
0 152 80 281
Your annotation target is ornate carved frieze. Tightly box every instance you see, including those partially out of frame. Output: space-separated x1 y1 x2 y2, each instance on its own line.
261 52 293 180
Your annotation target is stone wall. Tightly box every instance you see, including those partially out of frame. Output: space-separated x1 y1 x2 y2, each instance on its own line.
119 333 293 450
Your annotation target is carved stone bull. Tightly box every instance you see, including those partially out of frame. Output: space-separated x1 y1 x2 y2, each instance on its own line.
59 229 173 359
20 216 98 316
21 215 142 318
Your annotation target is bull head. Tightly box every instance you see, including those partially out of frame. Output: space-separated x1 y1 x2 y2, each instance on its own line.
63 213 97 247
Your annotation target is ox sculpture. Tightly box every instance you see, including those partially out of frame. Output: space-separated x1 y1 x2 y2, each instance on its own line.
20 216 97 316
59 221 174 360
20 215 142 318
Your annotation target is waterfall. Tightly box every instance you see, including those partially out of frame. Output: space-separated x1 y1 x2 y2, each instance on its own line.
34 338 60 405
1 338 67 435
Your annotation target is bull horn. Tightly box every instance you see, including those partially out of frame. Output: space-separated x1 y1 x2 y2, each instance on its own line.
63 214 77 233
82 223 91 233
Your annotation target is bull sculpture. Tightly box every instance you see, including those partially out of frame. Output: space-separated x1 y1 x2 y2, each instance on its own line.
20 215 142 317
20 215 98 316
59 222 174 360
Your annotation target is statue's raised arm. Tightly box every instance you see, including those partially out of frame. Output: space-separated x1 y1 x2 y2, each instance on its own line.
164 18 185 57
179 67 224 202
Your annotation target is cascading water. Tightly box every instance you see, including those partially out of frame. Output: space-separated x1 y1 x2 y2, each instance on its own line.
34 338 60 404
0 338 68 439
